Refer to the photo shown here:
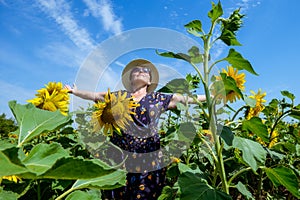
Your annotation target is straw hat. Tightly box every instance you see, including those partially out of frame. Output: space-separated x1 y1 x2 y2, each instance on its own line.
122 59 159 92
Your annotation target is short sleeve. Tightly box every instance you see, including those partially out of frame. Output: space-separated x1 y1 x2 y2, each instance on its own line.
156 92 173 111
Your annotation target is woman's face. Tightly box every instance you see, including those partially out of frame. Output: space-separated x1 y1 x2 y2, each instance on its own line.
130 66 151 85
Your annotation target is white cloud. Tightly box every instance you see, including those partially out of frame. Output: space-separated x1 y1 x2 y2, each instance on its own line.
235 0 261 13
83 0 123 35
37 42 85 68
36 0 96 51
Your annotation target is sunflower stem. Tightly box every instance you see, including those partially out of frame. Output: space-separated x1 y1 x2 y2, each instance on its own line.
201 17 229 194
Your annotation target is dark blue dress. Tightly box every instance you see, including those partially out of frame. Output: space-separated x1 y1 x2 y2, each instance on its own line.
102 91 173 200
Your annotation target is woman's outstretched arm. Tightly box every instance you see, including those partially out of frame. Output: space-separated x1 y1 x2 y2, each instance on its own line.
64 84 106 102
168 93 206 109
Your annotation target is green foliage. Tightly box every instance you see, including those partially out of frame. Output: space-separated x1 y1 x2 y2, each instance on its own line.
0 113 17 139
0 101 126 199
156 1 299 199
1 1 299 199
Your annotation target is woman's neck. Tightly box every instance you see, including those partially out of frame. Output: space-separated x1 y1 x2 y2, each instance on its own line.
131 85 148 101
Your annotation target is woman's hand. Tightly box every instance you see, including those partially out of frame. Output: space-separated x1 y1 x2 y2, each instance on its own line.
64 84 77 94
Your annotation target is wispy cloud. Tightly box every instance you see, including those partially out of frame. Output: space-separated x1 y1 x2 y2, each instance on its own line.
234 0 261 13
83 0 123 35
36 0 96 51
210 0 262 62
37 42 85 68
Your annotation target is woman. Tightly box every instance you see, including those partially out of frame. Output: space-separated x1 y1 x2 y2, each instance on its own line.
65 59 206 199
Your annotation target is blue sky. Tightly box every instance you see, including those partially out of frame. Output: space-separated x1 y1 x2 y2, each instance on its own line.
1 0 299 118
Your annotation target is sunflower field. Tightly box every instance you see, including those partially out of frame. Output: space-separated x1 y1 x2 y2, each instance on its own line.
1 1 299 200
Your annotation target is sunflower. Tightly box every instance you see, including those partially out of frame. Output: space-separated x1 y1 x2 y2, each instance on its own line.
216 66 246 103
91 89 139 136
1 175 21 183
246 89 267 119
268 130 279 148
255 129 279 148
27 82 70 116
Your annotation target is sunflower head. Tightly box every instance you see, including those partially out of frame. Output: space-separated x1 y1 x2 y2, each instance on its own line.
91 89 139 136
27 82 70 116
246 89 267 119
214 66 246 103
268 130 279 148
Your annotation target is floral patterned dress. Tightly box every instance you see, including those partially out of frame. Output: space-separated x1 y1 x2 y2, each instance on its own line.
102 91 173 200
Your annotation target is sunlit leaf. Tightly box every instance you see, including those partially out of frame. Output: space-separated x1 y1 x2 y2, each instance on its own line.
185 20 204 37
0 189 18 200
40 157 116 180
158 186 177 200
8 101 71 147
242 117 269 142
158 78 190 94
66 190 101 200
208 1 223 23
188 46 203 63
264 167 300 198
219 29 241 46
178 122 196 143
71 169 126 190
281 90 295 101
225 49 258 75
178 172 232 200
232 136 266 171
220 73 244 99
244 96 257 107
178 163 202 174
289 108 300 120
0 149 28 177
22 142 69 175
156 50 191 63
235 182 254 200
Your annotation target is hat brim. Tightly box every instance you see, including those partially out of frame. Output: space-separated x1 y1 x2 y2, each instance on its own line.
122 59 159 92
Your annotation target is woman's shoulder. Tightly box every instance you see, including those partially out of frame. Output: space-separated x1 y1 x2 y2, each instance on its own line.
151 91 173 100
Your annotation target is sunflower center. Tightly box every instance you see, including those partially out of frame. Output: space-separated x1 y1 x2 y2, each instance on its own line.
101 104 114 123
111 101 125 120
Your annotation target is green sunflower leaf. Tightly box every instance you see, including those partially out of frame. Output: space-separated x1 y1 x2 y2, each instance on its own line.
264 167 300 199
66 190 102 200
39 157 121 180
8 101 71 147
235 182 254 200
0 149 28 177
219 29 241 46
178 172 232 200
158 78 190 94
220 73 244 100
70 169 126 191
232 136 267 171
21 142 69 176
185 20 204 37
208 1 223 23
242 117 269 142
156 50 191 63
225 49 258 75
281 90 295 101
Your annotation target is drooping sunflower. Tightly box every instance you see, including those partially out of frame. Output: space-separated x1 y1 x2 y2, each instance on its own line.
268 130 279 148
256 128 279 149
1 175 21 183
246 89 267 119
91 89 139 136
27 82 70 116
216 66 246 103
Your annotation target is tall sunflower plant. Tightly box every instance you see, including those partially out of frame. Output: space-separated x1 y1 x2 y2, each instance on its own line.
157 1 300 199
0 82 127 200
